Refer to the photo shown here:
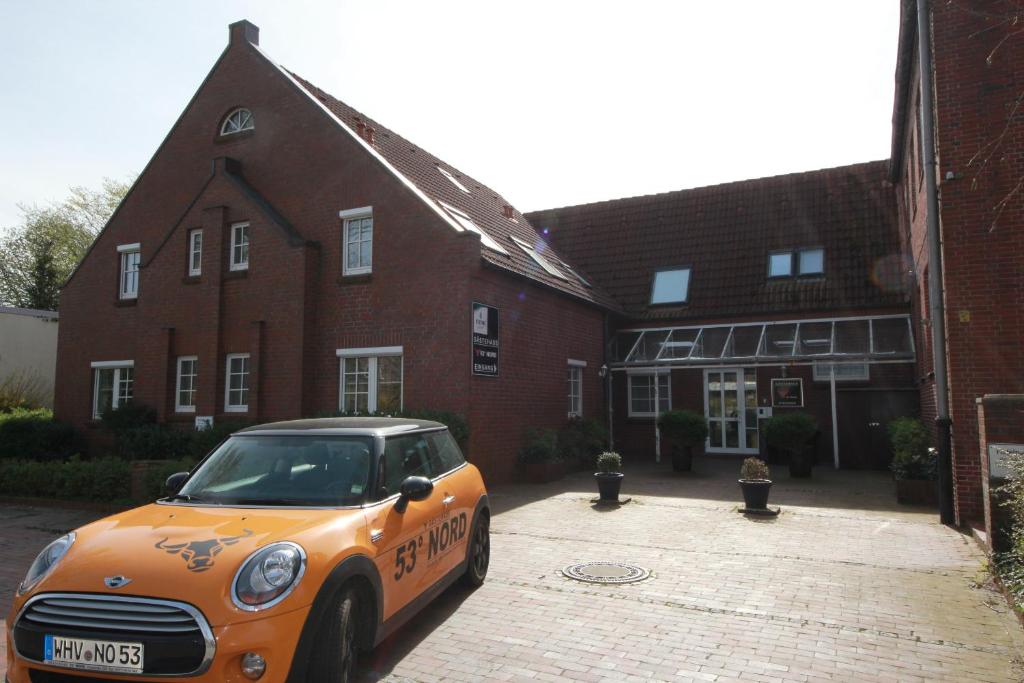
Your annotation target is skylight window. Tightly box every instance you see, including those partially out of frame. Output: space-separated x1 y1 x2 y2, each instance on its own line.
437 166 471 194
798 248 825 275
559 261 592 288
220 108 254 136
437 201 508 254
510 235 566 280
768 251 792 277
650 267 691 305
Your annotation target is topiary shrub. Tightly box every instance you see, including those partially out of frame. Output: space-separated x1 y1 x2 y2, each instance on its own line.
517 428 561 465
888 417 935 480
658 410 709 447
763 412 817 453
740 457 770 481
0 408 80 461
595 451 622 474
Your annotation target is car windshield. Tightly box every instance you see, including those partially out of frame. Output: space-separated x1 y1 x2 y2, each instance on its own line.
177 435 374 506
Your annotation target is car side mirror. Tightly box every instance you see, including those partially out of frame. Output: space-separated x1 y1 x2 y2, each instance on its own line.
165 472 190 495
394 476 433 513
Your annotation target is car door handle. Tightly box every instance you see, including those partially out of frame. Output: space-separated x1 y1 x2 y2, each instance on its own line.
443 495 456 506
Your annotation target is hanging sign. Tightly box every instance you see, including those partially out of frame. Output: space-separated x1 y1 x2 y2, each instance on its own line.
771 378 804 407
471 302 500 377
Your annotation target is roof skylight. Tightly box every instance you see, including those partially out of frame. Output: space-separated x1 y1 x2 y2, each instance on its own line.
437 201 508 254
438 166 471 194
511 235 566 280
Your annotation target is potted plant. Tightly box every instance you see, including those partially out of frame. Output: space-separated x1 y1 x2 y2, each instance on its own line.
763 412 818 477
658 410 709 472
739 457 772 510
888 417 938 505
595 451 624 502
518 428 564 483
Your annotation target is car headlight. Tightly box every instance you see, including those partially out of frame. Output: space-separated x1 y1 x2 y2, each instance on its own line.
232 542 306 611
19 533 75 595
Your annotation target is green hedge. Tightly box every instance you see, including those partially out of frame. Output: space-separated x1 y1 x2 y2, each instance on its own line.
0 408 81 461
0 457 131 502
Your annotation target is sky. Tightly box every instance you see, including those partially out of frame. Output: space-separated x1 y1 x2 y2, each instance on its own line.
0 0 901 229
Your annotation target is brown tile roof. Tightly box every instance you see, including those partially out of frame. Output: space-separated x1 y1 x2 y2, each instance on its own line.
286 71 620 311
525 161 908 322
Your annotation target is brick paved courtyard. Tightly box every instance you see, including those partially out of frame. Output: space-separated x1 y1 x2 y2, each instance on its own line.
3 461 1024 682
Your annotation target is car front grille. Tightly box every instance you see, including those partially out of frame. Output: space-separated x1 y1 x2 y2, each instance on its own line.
13 593 215 676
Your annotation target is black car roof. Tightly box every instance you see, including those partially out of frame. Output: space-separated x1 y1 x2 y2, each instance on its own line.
235 417 447 435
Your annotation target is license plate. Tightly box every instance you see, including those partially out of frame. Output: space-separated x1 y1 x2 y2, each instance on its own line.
44 634 144 674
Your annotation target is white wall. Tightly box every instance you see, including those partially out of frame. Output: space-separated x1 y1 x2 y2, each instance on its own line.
0 307 59 408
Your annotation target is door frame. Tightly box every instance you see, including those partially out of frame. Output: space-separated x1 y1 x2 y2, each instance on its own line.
703 367 759 454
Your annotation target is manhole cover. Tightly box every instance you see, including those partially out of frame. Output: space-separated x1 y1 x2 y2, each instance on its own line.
561 561 650 584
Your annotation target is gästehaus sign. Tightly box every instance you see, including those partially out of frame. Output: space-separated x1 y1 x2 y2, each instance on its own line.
472 302 499 377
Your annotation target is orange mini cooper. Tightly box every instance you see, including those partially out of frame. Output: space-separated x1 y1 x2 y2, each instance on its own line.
5 417 490 683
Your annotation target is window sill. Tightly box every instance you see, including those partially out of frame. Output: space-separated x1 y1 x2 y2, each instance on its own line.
337 273 372 285
114 298 138 307
182 275 202 285
224 269 249 281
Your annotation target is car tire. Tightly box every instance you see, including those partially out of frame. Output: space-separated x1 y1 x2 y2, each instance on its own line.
462 513 490 587
309 587 361 682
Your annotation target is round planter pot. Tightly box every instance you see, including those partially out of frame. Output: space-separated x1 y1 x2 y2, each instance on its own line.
595 472 624 501
671 445 693 472
739 479 772 510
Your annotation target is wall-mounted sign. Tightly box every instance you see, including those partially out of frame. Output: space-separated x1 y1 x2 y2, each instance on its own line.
471 302 499 377
195 416 214 431
771 378 804 407
989 443 1024 480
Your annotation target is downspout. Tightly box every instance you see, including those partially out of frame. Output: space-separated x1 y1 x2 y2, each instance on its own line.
604 313 614 452
916 0 955 525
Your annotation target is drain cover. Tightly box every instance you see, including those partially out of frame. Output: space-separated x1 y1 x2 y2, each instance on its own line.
561 561 650 584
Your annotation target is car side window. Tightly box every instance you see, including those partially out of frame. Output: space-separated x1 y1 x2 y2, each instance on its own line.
426 430 466 474
381 434 434 497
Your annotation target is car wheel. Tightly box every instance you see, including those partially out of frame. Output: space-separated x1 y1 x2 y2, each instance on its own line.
310 587 360 682
462 513 490 587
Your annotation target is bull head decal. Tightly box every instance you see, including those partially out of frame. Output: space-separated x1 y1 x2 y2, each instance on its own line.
154 529 254 572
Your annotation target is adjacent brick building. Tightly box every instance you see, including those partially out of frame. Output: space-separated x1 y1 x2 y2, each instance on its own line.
890 0 1024 526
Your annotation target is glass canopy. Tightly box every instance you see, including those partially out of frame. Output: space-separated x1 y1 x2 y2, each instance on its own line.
611 315 915 366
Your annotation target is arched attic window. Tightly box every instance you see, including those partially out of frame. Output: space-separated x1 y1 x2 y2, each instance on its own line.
220 108 254 136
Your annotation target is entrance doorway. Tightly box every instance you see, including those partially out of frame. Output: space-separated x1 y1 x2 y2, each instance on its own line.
704 368 759 453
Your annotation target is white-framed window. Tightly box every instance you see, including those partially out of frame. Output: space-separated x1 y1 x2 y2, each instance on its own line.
650 267 691 305
768 251 792 278
188 230 203 276
628 371 670 417
230 223 249 271
568 360 586 418
224 353 250 412
337 347 403 414
340 207 373 276
813 362 869 382
91 361 134 419
176 356 198 413
117 243 140 299
798 248 825 275
437 166 471 194
220 108 254 136
509 234 565 279
438 201 509 254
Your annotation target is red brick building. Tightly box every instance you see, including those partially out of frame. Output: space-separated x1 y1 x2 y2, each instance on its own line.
890 0 1024 528
55 21 613 484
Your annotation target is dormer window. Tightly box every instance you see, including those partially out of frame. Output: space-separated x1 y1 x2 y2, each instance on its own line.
769 248 825 278
220 108 254 136
650 267 690 305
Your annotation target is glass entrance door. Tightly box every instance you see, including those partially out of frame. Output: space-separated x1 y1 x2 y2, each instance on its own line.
704 368 759 453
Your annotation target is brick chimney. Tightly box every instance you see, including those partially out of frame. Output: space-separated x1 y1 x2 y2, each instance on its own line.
502 204 515 219
229 20 260 46
365 126 376 145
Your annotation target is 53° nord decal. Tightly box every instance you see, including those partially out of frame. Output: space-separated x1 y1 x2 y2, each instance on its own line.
393 512 468 581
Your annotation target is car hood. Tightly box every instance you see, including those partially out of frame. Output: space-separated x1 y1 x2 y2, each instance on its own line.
16 503 364 626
